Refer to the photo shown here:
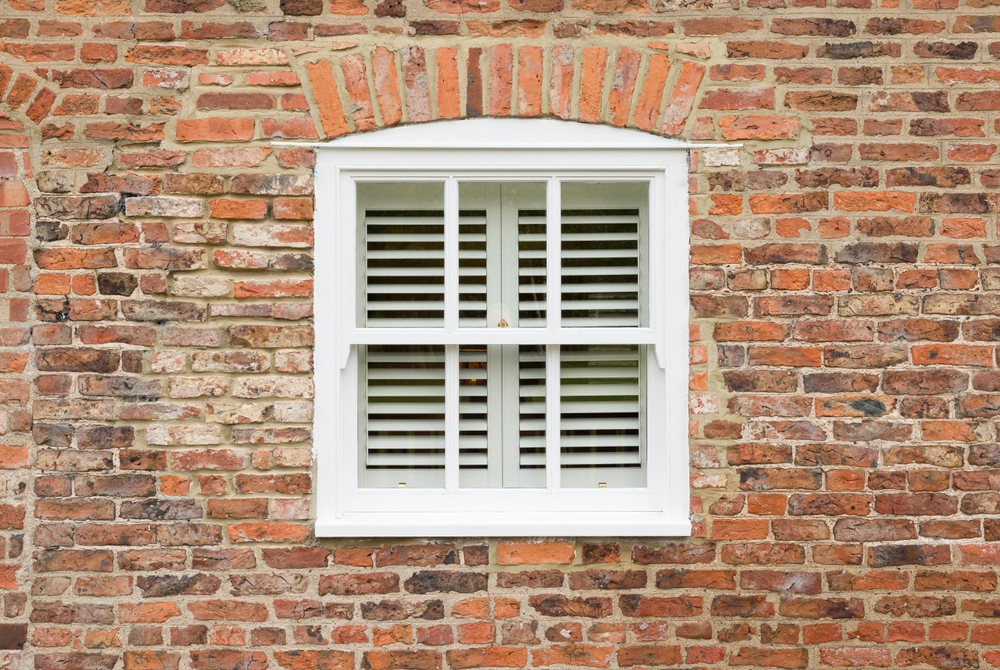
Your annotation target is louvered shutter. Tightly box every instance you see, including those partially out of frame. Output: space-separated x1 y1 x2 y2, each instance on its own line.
359 184 443 487
516 344 547 487
458 209 490 486
561 209 641 327
362 344 445 487
560 344 644 488
517 210 547 328
358 181 648 490
558 183 648 488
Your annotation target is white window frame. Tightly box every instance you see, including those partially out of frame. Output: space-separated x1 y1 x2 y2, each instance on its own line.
286 118 712 537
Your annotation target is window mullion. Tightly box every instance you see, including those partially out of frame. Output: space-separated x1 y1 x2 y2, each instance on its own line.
445 344 460 492
444 178 459 491
498 184 519 488
445 177 459 333
545 344 560 493
545 178 561 492
545 177 561 333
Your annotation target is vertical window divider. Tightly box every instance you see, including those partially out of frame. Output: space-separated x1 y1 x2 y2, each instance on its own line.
444 178 460 492
445 343 460 492
545 177 561 493
445 177 459 333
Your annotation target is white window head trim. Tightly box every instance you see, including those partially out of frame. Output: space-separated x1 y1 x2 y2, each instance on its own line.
308 118 699 537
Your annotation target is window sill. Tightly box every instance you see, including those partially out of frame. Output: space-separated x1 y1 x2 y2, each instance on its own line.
316 512 691 538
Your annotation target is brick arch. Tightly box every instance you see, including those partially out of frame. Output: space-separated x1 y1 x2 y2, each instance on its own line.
290 43 710 141
0 55 60 131
0 56 37 433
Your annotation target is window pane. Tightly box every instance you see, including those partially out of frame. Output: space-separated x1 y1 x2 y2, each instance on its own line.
516 344 547 488
457 343 547 489
360 344 445 488
359 182 445 328
459 209 488 328
459 344 489 488
560 344 645 488
518 207 547 328
560 182 648 328
457 182 547 329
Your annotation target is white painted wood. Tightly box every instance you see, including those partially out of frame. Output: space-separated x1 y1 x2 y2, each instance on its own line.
445 344 459 492
545 344 561 493
313 119 693 538
316 512 691 538
544 178 561 492
347 327 660 345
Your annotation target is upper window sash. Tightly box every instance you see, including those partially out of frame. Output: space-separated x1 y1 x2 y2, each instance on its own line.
339 172 671 368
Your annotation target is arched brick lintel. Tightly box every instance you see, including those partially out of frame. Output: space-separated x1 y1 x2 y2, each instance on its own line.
0 56 60 133
0 56 36 324
288 44 713 142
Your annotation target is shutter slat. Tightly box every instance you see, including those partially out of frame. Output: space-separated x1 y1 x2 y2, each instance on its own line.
367 285 449 295
561 317 639 327
523 452 640 465
561 267 637 276
368 268 444 277
561 284 639 294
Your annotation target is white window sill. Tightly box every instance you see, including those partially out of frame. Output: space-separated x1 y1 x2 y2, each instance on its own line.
316 512 692 538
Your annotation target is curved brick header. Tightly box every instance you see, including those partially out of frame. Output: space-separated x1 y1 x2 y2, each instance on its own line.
5 2 1000 670
0 41 719 138
294 45 708 138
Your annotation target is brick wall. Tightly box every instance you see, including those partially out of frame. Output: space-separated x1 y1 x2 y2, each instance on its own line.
1 0 1000 668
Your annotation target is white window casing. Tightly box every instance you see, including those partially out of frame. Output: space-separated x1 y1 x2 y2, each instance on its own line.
283 118 729 537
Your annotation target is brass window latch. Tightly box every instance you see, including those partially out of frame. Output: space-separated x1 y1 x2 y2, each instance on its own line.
497 318 509 328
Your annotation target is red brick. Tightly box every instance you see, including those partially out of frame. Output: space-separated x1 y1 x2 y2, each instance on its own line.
176 118 254 142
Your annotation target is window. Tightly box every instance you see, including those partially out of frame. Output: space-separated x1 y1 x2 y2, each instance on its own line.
304 119 693 536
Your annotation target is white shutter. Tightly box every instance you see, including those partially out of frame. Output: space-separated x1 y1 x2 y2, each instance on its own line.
360 182 446 329
517 210 547 328
459 210 488 327
358 181 648 489
459 344 489 487
561 209 641 327
363 212 445 328
362 344 446 487
516 344 547 487
560 344 644 488
360 184 447 487
558 183 648 487
361 343 489 488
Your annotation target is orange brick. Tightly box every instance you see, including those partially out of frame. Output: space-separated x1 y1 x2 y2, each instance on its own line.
497 541 575 565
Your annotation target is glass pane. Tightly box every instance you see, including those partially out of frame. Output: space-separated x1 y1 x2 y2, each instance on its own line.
457 182 547 328
561 182 648 328
459 344 489 488
518 208 547 328
560 344 645 488
359 182 445 328
360 344 445 489
516 344 546 488
459 210 488 328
